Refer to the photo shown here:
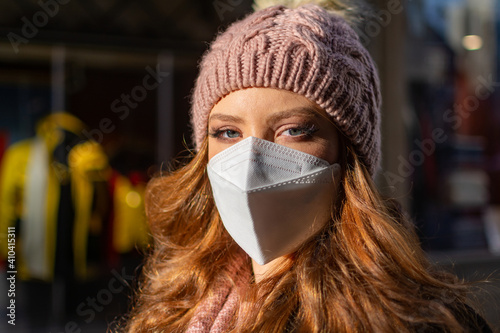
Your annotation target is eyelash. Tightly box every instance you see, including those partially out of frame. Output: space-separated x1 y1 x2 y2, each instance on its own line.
208 123 320 140
208 128 239 140
282 123 319 137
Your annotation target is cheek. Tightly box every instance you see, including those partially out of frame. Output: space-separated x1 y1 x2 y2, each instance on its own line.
296 118 340 165
207 137 223 161
278 139 338 164
319 127 340 164
306 141 339 165
290 130 339 165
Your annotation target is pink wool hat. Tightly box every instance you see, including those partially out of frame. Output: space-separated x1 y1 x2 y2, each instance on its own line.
190 4 381 175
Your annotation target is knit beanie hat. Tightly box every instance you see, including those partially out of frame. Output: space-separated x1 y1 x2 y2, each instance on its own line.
190 4 381 175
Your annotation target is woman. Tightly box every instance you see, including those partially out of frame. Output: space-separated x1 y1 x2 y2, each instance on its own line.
122 1 491 332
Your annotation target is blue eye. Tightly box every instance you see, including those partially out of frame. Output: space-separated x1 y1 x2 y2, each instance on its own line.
209 128 241 140
222 130 240 138
285 128 308 136
282 124 319 137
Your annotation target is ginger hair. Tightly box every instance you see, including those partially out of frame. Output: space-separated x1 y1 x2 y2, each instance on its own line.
117 137 488 332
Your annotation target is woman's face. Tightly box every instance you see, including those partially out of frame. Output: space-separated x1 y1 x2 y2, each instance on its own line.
208 88 340 162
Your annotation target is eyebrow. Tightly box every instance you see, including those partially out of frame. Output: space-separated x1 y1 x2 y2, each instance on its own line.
266 107 321 125
209 107 321 125
208 113 245 124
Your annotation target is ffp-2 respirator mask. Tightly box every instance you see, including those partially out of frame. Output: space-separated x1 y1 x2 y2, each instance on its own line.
207 137 341 265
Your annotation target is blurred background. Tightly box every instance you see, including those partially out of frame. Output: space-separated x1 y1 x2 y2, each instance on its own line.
0 0 499 331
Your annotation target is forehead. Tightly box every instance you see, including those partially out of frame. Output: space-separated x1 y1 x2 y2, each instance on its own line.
209 87 328 120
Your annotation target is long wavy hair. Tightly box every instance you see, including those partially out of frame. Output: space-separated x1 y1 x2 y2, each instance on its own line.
118 135 489 332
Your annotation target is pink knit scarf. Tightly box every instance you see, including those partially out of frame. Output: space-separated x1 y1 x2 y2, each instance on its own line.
186 253 250 333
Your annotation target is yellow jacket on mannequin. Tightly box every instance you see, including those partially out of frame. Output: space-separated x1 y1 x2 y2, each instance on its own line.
111 172 149 254
0 112 110 281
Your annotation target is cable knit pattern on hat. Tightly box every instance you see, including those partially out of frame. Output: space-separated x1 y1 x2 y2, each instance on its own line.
191 4 381 175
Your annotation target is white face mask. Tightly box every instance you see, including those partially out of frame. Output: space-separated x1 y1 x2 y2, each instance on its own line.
207 136 341 265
